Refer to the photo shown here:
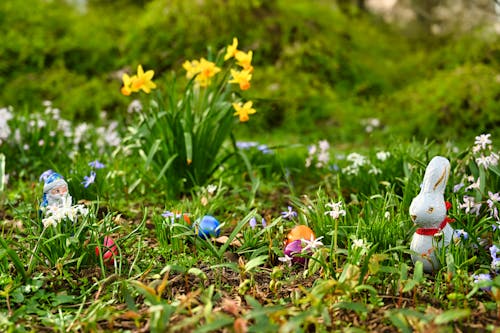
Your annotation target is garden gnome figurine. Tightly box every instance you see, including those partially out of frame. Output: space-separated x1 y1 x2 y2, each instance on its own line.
40 170 71 210
409 156 454 273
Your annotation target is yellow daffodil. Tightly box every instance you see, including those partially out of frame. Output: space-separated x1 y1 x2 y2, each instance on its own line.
121 73 135 96
229 69 252 91
232 101 256 122
235 50 253 73
196 58 221 87
182 59 200 79
224 37 239 61
130 65 157 94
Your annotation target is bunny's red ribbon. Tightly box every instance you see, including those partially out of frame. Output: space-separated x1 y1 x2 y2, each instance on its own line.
415 201 455 236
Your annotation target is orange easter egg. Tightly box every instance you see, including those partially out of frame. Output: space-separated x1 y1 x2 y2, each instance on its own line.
286 225 315 245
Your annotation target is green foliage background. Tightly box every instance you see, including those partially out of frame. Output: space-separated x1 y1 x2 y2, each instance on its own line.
1 0 499 144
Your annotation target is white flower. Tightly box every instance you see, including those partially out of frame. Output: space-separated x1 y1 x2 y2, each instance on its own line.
342 165 359 176
376 151 390 162
352 238 366 249
308 145 317 155
0 107 13 122
325 201 346 219
476 155 491 168
368 166 382 175
96 121 121 148
318 140 330 151
206 184 217 195
488 191 500 220
0 107 13 142
73 123 89 146
487 152 499 167
278 254 293 267
37 119 46 128
306 140 330 168
317 151 330 165
474 133 492 150
460 195 482 216
42 216 58 228
347 153 367 167
57 119 72 138
305 156 313 168
302 236 324 252
127 99 143 113
488 191 500 206
42 195 89 227
465 177 480 191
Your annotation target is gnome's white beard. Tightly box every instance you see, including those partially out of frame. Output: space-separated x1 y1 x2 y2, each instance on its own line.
47 192 71 207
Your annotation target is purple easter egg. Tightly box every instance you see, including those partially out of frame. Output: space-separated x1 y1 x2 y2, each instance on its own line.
196 215 221 239
284 239 307 265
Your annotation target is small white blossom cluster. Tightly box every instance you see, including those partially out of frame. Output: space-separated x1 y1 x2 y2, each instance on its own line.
455 134 500 223
352 238 369 251
459 195 482 216
340 150 391 176
305 140 330 168
350 237 372 265
360 118 381 133
2 102 122 158
324 201 346 219
96 121 121 150
0 107 13 145
473 134 499 169
342 152 368 175
41 196 89 228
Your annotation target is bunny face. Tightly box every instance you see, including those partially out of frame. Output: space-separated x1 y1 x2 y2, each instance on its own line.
409 192 447 228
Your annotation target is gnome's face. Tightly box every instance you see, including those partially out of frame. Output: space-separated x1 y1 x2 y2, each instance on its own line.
46 184 69 207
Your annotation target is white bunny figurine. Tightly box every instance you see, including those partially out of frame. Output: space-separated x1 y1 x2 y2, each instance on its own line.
409 156 455 273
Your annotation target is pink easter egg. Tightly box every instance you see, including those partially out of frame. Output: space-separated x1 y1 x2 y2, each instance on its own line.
95 236 118 264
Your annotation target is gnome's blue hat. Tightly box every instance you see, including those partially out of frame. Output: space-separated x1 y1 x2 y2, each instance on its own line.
39 170 67 208
42 172 67 194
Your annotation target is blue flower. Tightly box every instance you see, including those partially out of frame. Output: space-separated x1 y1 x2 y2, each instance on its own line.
162 211 176 224
89 160 105 169
490 245 500 271
236 141 258 149
281 206 298 220
454 229 468 240
472 273 492 291
249 217 257 229
257 144 272 154
81 171 96 188
453 183 464 193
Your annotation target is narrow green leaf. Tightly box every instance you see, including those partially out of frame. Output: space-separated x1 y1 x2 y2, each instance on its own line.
244 255 268 273
217 213 254 257
387 312 412 333
156 154 178 182
187 267 207 281
413 260 424 282
333 302 368 313
402 279 417 293
184 132 193 164
434 309 471 325
145 139 162 169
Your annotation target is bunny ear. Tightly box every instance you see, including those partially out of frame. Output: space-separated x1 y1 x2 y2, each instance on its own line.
421 156 450 194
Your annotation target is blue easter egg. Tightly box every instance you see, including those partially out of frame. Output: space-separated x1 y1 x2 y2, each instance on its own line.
196 215 221 239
